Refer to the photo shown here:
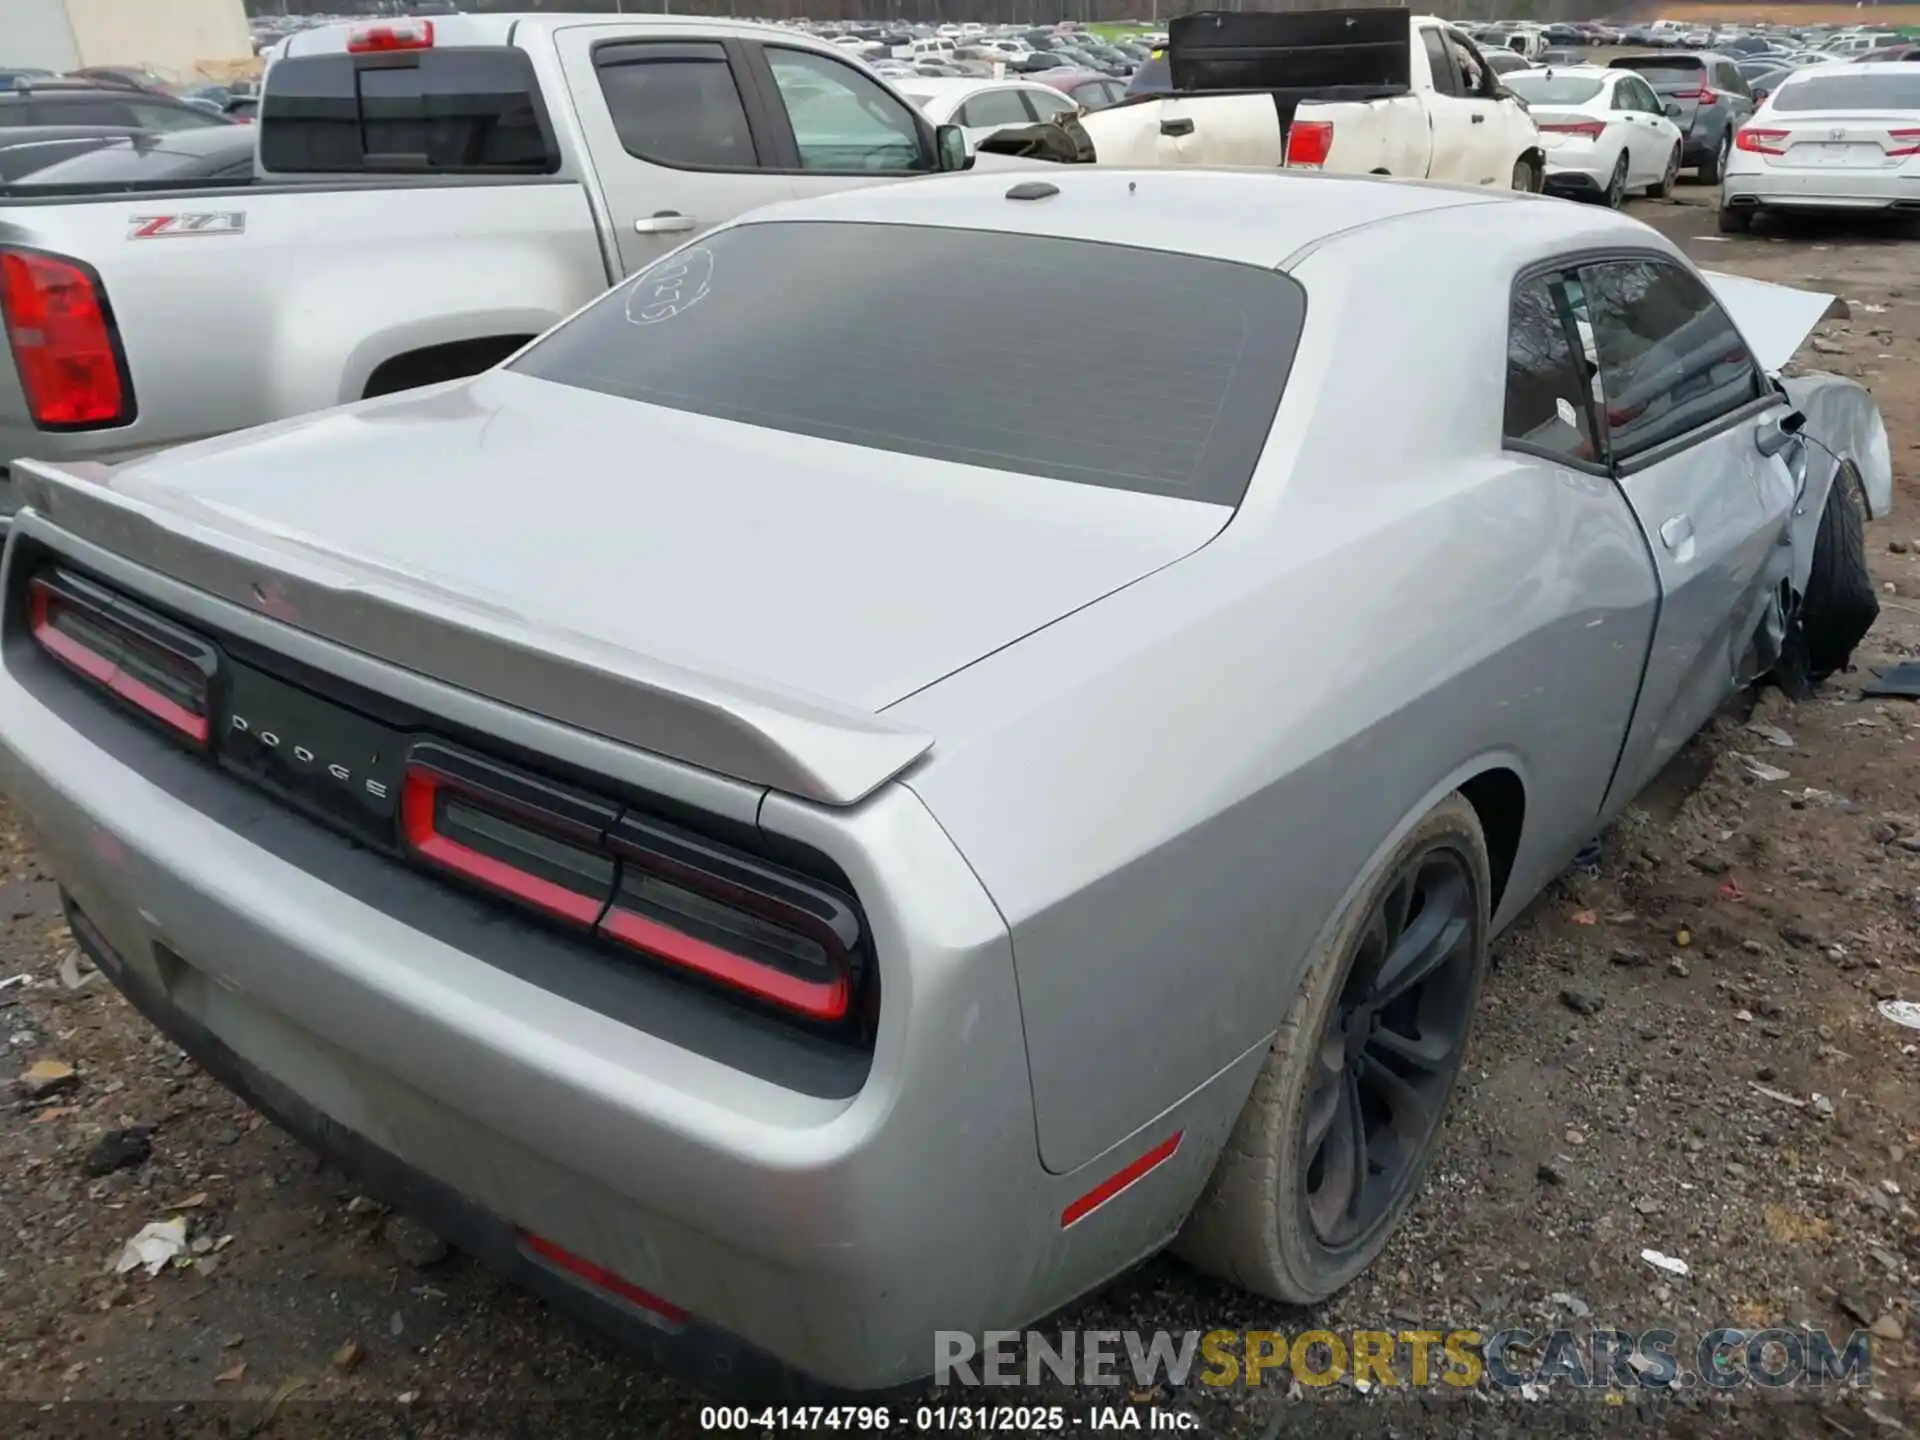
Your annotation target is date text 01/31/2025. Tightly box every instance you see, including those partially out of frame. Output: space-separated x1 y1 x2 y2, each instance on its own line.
698 1405 1200 1431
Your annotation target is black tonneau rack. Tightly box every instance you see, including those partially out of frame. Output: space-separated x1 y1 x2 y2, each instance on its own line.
1166 6 1412 98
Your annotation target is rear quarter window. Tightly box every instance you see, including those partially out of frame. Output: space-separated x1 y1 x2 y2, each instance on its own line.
510 221 1306 506
259 47 558 174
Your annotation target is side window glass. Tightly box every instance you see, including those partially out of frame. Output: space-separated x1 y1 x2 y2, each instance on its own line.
1505 272 1599 464
764 47 927 172
595 46 759 170
961 88 1033 128
1443 33 1485 96
1421 30 1460 99
38 98 135 127
129 102 218 132
1579 257 1764 461
1025 89 1076 121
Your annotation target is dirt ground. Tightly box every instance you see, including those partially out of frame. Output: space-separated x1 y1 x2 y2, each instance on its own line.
5 188 1920 1440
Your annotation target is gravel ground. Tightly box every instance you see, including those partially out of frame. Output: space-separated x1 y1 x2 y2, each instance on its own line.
5 187 1920 1440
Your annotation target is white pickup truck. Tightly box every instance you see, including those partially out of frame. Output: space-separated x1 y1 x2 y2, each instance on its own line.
0 12 975 503
1006 7 1544 191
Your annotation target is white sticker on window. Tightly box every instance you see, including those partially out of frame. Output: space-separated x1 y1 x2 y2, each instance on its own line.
1557 396 1578 428
624 246 713 325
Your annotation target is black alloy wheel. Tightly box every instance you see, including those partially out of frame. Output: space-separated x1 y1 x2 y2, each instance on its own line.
1299 847 1480 1249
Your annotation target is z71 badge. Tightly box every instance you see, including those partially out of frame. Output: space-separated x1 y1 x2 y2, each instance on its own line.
128 212 246 240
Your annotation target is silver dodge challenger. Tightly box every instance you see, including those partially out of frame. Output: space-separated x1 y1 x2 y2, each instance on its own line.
0 169 1891 1395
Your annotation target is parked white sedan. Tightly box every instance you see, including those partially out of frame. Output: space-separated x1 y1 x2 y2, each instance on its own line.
1507 65 1685 206
1720 62 1920 231
895 77 1080 149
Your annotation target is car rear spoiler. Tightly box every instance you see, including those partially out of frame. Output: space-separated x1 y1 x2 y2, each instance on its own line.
1166 6 1411 97
1697 269 1850 374
3 458 934 808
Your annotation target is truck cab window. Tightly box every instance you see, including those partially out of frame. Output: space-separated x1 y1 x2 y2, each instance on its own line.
763 47 928 172
1421 29 1461 99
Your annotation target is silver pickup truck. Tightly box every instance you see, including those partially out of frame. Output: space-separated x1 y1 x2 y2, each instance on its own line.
0 12 973 510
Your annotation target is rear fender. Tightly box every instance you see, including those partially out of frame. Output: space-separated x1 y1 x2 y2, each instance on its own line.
259 244 595 414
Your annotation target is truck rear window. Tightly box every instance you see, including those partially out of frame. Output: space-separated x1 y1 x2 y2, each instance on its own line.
259 48 558 174
509 220 1305 506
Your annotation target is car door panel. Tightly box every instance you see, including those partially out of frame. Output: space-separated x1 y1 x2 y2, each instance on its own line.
1578 258 1798 815
1442 30 1506 184
554 30 793 276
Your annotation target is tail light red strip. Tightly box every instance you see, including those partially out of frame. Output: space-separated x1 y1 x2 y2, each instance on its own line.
519 1232 687 1327
400 770 608 927
1061 1132 1183 1229
600 904 850 1022
397 748 865 1026
28 574 212 744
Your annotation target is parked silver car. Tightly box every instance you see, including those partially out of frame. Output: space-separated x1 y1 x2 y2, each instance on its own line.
0 169 1890 1395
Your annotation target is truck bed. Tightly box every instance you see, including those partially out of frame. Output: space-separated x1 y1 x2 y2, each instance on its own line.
0 175 610 483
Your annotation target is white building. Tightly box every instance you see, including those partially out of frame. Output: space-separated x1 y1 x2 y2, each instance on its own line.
3 0 253 82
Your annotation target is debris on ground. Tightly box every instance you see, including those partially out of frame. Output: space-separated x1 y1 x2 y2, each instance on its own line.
17 1057 76 1099
1640 1249 1690 1278
111 1217 188 1278
83 1126 153 1176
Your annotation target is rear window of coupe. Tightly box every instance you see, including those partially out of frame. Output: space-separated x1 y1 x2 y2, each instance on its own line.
1773 73 1920 111
509 221 1306 505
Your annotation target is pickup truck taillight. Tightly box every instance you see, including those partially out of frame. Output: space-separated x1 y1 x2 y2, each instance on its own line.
0 248 134 430
1286 120 1334 169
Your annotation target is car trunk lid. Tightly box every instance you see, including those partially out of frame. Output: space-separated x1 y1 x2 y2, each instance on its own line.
8 372 1231 804
1740 109 1920 170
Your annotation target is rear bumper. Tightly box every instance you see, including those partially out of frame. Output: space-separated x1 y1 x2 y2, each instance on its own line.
0 612 1181 1394
1723 165 1920 211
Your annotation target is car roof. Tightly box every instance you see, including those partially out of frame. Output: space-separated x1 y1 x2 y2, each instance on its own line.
898 77 1050 96
740 168 1623 271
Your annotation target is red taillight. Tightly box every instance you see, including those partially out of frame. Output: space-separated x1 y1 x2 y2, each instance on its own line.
0 248 132 429
400 747 616 928
398 744 863 1025
1286 119 1334 168
1888 127 1920 157
28 571 213 745
519 1233 687 1328
1541 120 1607 140
598 813 859 1023
1737 127 1789 155
346 19 433 53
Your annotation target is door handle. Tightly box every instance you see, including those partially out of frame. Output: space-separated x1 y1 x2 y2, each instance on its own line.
1471 113 1485 123
1659 515 1694 551
634 211 697 235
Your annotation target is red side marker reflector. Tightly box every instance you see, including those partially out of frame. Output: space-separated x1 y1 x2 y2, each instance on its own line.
519 1231 687 1326
1060 1131 1182 1229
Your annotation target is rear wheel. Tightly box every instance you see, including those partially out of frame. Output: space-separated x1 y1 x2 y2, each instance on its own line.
1699 129 1731 185
1175 794 1491 1303
1604 151 1629 208
1650 142 1681 198
1718 198 1753 234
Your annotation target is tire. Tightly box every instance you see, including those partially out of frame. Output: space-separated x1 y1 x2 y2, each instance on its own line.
1604 152 1629 208
1698 129 1730 185
1650 142 1681 198
1718 202 1753 234
1791 463 1879 684
1510 158 1536 193
1174 793 1492 1304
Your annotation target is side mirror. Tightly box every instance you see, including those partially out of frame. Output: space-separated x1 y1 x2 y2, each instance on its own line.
1665 101 1683 118
1754 409 1806 459
935 122 973 172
